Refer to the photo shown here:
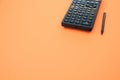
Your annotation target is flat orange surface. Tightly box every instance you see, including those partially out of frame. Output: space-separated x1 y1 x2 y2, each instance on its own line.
0 0 120 80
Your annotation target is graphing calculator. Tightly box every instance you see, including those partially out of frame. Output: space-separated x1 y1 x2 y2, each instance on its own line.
62 0 102 31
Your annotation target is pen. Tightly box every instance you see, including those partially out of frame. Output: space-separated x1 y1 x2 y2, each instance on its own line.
101 12 106 35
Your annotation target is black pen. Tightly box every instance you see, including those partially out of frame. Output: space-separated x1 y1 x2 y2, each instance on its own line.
101 12 106 35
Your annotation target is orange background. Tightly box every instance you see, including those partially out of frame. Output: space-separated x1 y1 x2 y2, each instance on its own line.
0 0 120 80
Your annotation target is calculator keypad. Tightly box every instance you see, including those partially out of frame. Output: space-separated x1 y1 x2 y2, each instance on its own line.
62 0 101 31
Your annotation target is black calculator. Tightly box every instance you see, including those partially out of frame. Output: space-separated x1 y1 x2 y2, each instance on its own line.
62 0 102 31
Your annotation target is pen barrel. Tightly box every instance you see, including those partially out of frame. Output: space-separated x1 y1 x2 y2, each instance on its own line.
101 12 106 34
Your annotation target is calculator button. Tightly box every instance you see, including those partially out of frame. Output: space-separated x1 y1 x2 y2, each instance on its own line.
87 19 92 23
75 20 80 24
66 14 71 17
78 15 82 19
70 19 74 23
88 17 94 21
64 18 69 22
81 21 88 25
72 14 76 18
